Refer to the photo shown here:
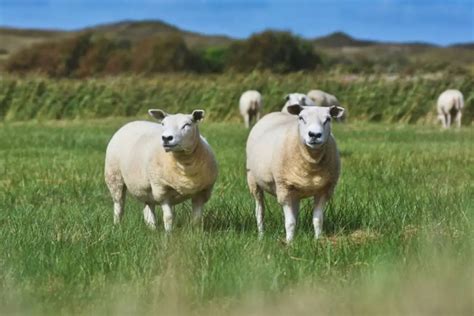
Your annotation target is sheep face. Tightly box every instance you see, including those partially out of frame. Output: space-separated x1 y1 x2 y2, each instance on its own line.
287 105 344 150
148 109 205 152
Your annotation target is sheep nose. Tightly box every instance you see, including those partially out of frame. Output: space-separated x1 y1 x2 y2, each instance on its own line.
308 131 322 139
162 135 173 142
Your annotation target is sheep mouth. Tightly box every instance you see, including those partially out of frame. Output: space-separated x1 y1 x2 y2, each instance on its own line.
306 140 324 147
163 144 179 151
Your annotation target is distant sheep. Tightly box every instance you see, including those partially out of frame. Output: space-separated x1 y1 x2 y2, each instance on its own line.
104 110 218 231
307 89 346 121
281 93 315 113
246 104 345 242
239 90 263 128
307 90 340 107
437 89 464 128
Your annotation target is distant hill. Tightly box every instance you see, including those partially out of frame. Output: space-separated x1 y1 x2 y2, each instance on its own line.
87 20 182 36
313 31 376 47
450 42 474 49
0 19 232 60
312 31 441 51
0 20 473 70
0 27 64 38
83 20 233 48
0 27 66 59
310 31 474 71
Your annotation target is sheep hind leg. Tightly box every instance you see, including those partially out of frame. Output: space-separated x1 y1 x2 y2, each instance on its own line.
113 193 126 225
254 188 265 238
247 171 265 238
455 111 462 128
244 113 250 129
255 111 261 123
105 172 126 225
248 113 254 127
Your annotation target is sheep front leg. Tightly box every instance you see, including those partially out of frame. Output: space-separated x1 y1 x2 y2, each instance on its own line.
161 202 174 232
191 198 205 227
282 199 300 243
143 203 157 229
192 188 212 226
313 196 327 239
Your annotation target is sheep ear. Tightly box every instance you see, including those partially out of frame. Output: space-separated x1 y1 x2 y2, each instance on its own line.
287 104 303 115
148 109 167 121
284 94 290 101
329 106 344 118
192 109 205 122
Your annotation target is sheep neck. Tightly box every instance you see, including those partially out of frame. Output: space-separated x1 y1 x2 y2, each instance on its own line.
277 126 333 197
293 129 327 167
170 132 202 167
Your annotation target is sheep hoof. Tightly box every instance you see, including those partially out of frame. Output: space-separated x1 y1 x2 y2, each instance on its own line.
146 223 157 230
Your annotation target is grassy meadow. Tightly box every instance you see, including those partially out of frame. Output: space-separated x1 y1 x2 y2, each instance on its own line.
0 118 472 315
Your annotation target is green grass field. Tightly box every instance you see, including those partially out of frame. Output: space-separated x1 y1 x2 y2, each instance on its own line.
0 120 472 315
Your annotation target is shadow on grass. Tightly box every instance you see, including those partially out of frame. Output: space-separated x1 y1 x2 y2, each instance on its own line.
339 150 353 158
194 198 369 240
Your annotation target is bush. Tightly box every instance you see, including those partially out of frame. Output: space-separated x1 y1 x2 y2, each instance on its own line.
76 37 131 77
131 34 201 73
199 46 230 73
5 32 93 77
103 50 132 75
226 30 321 73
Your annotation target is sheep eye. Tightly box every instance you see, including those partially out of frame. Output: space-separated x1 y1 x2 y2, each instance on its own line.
324 117 331 124
182 123 191 129
298 116 306 123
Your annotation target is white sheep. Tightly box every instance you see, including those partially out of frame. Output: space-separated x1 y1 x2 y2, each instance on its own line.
246 104 345 242
281 93 315 113
307 90 340 107
307 89 345 121
239 90 263 128
104 109 218 231
437 89 464 128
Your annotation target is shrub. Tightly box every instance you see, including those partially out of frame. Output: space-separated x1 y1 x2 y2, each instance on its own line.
5 32 93 77
226 30 321 73
199 46 230 73
131 34 201 73
76 37 130 77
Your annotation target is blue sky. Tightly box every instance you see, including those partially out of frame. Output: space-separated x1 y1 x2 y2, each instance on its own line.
0 0 473 45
